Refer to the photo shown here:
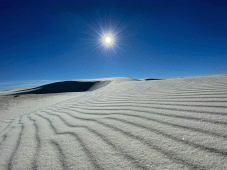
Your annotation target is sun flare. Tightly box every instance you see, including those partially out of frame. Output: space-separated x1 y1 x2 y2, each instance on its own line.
90 20 125 52
105 37 111 43
103 35 114 46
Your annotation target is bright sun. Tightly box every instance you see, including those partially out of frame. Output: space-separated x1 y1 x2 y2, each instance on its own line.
105 37 111 43
103 35 113 46
92 20 124 51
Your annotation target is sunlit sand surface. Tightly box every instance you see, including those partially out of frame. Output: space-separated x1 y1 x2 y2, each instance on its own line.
0 75 227 169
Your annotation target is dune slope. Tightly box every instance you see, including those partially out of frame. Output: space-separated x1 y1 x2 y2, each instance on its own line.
0 75 227 169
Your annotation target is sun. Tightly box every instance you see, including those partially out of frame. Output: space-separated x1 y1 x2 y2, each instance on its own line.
102 35 114 46
105 37 111 43
87 19 126 53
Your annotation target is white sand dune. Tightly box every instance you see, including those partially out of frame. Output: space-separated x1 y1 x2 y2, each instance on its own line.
0 75 227 169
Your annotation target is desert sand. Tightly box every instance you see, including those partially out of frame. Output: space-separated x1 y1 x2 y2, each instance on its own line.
0 75 226 169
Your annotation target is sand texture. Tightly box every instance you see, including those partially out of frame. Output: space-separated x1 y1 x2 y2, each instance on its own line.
0 75 227 170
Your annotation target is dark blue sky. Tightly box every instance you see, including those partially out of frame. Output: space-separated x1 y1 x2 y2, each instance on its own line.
0 0 226 91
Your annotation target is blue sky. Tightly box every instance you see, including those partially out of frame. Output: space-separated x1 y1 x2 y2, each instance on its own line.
0 0 226 91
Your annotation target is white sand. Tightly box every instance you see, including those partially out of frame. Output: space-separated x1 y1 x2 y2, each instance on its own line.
0 75 226 169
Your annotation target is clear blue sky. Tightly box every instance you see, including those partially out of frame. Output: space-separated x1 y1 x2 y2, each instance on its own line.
1 0 226 91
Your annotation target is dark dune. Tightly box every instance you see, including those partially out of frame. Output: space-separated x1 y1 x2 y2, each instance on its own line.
144 78 163 81
9 81 107 95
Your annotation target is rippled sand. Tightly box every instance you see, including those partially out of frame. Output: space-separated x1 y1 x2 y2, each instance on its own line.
0 75 227 169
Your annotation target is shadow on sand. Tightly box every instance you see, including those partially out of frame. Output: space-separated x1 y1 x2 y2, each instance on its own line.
9 81 108 95
144 78 163 81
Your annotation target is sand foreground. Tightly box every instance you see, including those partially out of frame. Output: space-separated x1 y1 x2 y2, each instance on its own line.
0 75 227 169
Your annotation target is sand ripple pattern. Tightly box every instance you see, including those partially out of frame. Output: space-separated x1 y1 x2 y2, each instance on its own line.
0 75 227 169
